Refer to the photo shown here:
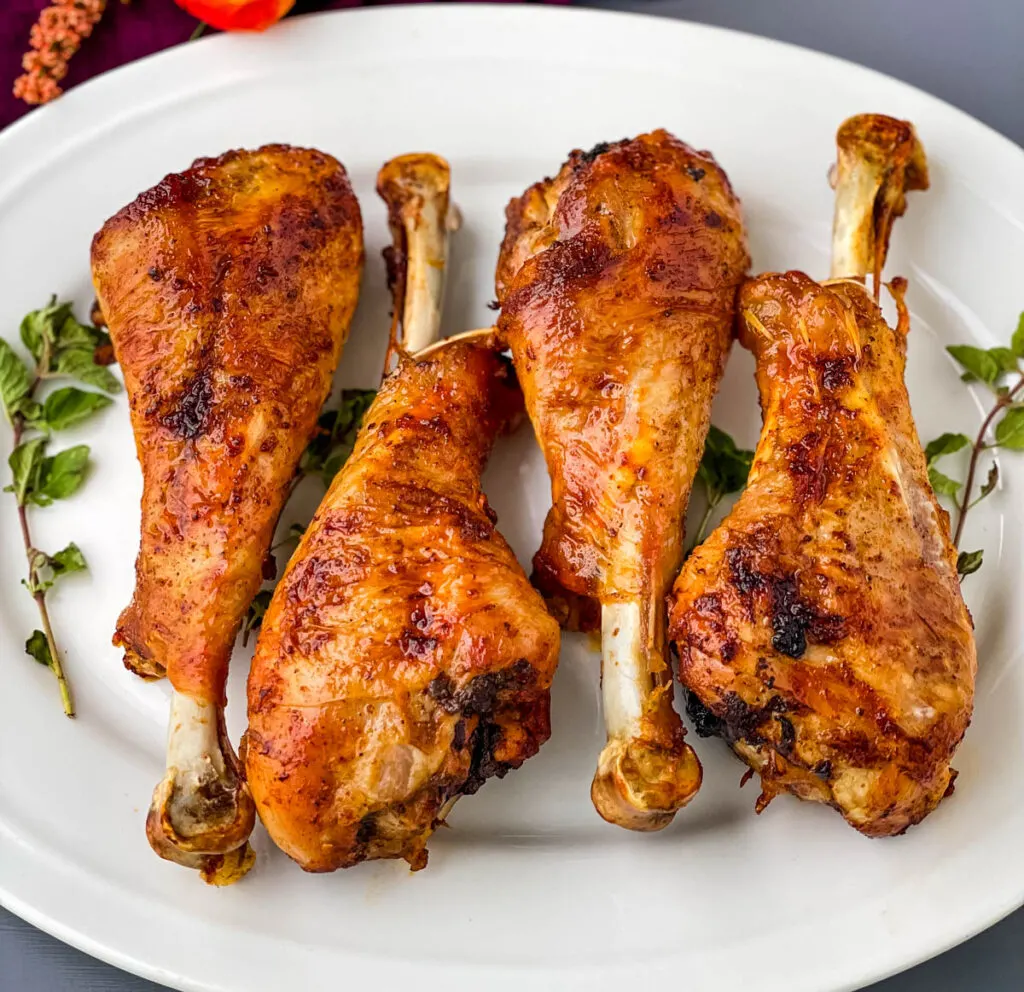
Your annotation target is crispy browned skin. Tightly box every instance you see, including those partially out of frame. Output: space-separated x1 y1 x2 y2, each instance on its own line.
496 131 749 826
496 130 749 634
91 144 364 703
245 341 560 871
668 273 977 836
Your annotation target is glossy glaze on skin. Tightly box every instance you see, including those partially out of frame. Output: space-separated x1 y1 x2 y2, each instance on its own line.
497 131 749 632
668 274 977 836
245 342 561 871
497 131 749 827
91 144 364 704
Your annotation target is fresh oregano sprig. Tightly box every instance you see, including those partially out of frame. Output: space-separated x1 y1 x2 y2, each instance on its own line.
1 297 120 716
686 425 754 555
925 312 1024 579
298 390 377 486
241 388 376 643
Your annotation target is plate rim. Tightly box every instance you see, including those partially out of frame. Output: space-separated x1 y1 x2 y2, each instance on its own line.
1 5 1022 992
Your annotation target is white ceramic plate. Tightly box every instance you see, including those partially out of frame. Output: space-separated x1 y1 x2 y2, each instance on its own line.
1 6 1022 991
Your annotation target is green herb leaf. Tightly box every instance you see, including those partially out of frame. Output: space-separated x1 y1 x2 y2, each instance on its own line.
988 347 1020 373
5 436 47 505
50 542 88 580
322 450 347 483
957 549 984 578
24 542 88 594
25 629 54 668
978 462 999 501
20 297 120 391
12 397 46 431
928 466 962 498
20 297 66 365
55 308 115 366
687 426 755 556
947 345 1001 386
0 340 32 418
55 310 97 348
30 444 90 505
241 589 273 647
41 387 112 431
924 432 970 466
300 389 376 483
697 425 754 497
54 347 120 394
1011 312 1024 359
995 407 1024 450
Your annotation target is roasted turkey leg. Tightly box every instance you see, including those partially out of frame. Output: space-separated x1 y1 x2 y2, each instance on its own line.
91 145 364 882
245 155 560 871
496 131 750 829
668 115 976 836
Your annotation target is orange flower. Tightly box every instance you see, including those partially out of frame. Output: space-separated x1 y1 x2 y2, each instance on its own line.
13 0 107 107
175 0 296 32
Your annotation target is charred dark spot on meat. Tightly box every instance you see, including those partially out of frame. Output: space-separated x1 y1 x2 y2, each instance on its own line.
684 689 726 739
725 547 845 659
769 576 845 659
161 367 214 439
685 689 791 749
579 141 613 164
820 356 853 391
726 547 763 596
705 210 723 228
685 164 706 182
461 721 513 797
427 659 535 717
776 715 797 756
770 578 810 658
355 812 376 849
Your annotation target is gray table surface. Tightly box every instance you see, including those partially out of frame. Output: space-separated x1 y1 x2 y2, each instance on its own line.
2 1 1022 989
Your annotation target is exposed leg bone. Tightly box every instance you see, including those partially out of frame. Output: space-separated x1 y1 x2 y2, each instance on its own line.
829 114 929 293
592 597 702 830
377 153 456 364
147 692 255 885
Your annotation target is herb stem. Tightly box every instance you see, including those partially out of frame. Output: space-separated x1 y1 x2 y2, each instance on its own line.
11 384 74 718
687 494 719 556
954 375 1024 546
